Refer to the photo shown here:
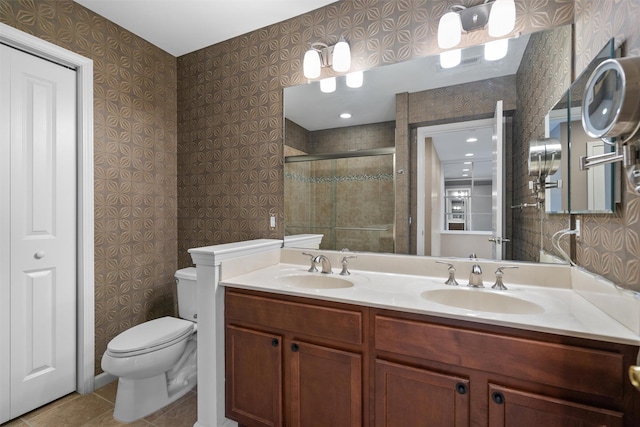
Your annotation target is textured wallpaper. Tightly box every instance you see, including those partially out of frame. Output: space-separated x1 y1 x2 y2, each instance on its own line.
1 0 177 374
573 0 640 289
512 26 572 262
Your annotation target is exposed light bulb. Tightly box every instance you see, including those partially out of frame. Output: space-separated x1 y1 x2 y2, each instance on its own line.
440 49 461 69
484 38 509 61
332 37 351 73
320 77 336 93
303 49 321 79
438 11 462 49
488 0 516 37
346 71 363 88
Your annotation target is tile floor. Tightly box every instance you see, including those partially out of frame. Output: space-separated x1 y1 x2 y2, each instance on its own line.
0 381 198 427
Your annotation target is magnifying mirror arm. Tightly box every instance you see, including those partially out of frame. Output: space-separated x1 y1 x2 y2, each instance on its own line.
579 142 637 170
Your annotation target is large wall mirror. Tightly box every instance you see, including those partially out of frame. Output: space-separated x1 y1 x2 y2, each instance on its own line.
284 24 572 262
545 38 617 214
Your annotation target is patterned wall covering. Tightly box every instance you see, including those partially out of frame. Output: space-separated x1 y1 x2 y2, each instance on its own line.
512 26 572 262
573 0 640 290
0 0 177 374
176 0 574 267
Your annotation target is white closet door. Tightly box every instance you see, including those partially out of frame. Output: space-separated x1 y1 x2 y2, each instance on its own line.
2 44 77 420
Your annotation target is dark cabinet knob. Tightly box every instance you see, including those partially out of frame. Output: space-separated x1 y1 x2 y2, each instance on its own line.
492 391 505 405
271 338 279 347
291 343 299 352
455 382 468 395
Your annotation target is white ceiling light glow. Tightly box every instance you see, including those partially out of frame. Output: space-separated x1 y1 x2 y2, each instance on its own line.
346 71 364 88
440 49 462 69
320 77 336 93
485 38 509 61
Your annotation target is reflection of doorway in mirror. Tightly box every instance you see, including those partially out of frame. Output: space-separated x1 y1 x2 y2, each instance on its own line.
445 188 470 230
416 117 501 259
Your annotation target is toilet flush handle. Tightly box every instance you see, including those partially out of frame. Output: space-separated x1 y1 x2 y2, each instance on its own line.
34 251 45 259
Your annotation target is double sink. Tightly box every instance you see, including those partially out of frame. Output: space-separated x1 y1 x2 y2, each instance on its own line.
278 272 544 315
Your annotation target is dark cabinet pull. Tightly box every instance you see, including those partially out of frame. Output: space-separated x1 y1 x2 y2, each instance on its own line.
455 383 468 395
291 343 299 352
271 338 279 347
492 391 505 405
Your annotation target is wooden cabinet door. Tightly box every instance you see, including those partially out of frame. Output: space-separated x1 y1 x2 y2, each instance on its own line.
374 359 470 427
226 325 283 427
488 384 624 427
289 340 362 427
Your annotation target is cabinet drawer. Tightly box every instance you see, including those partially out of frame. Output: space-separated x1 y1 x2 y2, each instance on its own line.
226 289 363 345
375 315 624 398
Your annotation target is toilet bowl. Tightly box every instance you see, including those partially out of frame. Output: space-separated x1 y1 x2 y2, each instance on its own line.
101 267 198 423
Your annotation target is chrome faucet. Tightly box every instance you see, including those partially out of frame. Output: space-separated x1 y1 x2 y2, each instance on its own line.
468 263 484 287
492 266 518 290
314 255 333 274
339 255 357 275
436 261 459 286
302 252 332 274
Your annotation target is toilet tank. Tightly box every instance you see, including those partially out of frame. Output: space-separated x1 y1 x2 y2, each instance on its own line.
175 267 198 322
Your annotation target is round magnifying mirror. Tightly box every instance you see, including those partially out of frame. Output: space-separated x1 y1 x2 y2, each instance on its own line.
582 57 640 140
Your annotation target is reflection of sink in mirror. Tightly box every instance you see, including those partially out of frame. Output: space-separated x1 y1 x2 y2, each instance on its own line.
279 274 354 289
421 288 544 315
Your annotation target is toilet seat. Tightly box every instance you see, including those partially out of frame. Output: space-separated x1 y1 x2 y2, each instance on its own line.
107 317 194 358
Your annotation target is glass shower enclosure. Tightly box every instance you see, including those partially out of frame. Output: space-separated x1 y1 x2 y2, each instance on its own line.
285 149 395 253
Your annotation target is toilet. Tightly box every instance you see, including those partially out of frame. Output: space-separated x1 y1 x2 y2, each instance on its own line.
101 267 198 423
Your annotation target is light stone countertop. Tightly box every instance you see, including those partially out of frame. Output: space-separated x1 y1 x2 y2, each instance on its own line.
221 263 640 346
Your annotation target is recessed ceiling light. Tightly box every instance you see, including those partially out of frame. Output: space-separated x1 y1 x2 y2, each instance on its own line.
464 161 472 165
466 137 478 143
340 113 352 119
462 168 470 172
465 153 474 157
462 174 469 177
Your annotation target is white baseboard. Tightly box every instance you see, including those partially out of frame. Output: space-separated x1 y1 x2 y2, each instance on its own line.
94 372 117 390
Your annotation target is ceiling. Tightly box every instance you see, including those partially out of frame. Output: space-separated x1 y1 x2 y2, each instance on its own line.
73 0 338 56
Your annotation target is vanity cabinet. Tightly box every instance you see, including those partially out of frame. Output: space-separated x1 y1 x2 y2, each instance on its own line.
224 289 639 427
373 310 635 427
225 289 367 427
375 358 470 426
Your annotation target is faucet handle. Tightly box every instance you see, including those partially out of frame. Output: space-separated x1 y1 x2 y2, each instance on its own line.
492 266 518 290
436 261 459 286
302 252 318 272
339 255 357 276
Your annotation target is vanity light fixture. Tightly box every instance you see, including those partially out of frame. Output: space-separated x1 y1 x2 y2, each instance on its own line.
303 36 351 79
437 0 516 66
320 77 336 93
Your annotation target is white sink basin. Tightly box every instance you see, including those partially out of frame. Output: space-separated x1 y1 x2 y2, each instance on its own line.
280 274 354 289
421 288 544 315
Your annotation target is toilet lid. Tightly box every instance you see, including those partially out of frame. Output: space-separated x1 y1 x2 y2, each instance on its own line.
107 317 194 354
